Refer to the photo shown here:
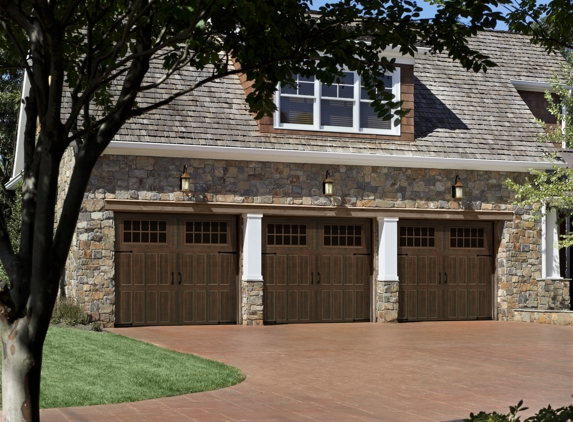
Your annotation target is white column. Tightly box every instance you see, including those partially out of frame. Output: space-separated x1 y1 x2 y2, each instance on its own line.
542 209 561 279
242 214 263 281
377 217 399 282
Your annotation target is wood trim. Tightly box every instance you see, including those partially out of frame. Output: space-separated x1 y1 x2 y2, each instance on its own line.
105 200 515 221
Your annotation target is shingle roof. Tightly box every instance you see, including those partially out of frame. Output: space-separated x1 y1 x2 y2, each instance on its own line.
114 30 565 163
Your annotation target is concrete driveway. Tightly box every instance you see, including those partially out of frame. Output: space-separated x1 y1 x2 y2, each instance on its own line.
40 322 572 421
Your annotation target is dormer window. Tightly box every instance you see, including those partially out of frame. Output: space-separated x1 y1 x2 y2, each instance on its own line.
275 69 401 136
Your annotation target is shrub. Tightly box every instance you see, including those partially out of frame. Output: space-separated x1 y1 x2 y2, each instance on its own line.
465 401 573 422
50 299 89 326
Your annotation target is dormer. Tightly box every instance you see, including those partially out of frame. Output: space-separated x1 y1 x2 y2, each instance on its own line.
242 49 427 142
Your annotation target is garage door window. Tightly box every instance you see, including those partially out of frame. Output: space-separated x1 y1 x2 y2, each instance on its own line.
323 225 362 246
399 226 435 248
123 220 167 243
267 224 307 246
450 227 485 248
185 221 228 244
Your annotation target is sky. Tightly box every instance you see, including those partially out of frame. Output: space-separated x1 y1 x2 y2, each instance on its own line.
306 0 550 31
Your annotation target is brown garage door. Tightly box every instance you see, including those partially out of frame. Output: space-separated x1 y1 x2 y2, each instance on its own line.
397 221 493 321
262 218 371 323
115 214 237 326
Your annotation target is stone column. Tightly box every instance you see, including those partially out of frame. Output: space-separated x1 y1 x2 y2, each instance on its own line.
376 217 399 322
241 214 264 325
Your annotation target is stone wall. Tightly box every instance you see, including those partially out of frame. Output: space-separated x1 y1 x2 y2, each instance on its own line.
242 281 264 325
58 153 538 325
56 148 116 326
497 211 544 321
516 278 571 311
513 309 573 326
377 281 399 322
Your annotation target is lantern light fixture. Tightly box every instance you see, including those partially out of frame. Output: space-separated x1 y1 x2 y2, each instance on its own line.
323 170 334 197
452 175 464 199
180 165 191 192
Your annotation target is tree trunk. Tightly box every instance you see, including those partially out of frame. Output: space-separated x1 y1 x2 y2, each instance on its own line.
1 318 41 422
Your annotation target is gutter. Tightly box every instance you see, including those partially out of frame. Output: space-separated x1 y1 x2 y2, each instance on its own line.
104 141 561 172
5 171 23 190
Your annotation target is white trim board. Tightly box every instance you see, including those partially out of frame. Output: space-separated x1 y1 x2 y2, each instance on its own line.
104 141 558 172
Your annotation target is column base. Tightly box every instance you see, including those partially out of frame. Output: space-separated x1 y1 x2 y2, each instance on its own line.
241 279 264 326
376 280 399 323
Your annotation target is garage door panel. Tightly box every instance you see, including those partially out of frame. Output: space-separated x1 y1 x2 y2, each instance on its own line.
287 256 299 286
456 257 469 286
195 254 207 285
159 291 171 323
478 258 489 286
300 290 311 321
321 290 331 320
457 290 468 319
195 291 207 322
320 256 331 285
208 291 219 322
208 255 219 286
159 254 170 285
418 289 428 319
276 290 287 322
407 256 418 286
264 290 276 322
468 289 478 318
133 291 145 324
118 254 132 286
133 253 145 285
344 290 354 320
447 290 457 319
333 290 343 320
181 254 192 285
332 256 343 285
288 290 298 321
119 291 132 324
428 290 438 319
146 254 158 286
220 291 233 323
355 290 366 320
407 290 417 319
479 288 489 318
146 291 158 323
182 291 194 323
276 255 287 286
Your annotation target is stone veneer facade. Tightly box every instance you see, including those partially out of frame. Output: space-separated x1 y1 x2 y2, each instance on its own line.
56 152 550 327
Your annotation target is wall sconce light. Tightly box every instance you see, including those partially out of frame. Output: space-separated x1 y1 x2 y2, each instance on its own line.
180 165 191 192
323 170 334 197
452 175 464 199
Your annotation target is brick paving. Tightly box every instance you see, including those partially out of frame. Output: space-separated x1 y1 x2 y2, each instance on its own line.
34 322 573 421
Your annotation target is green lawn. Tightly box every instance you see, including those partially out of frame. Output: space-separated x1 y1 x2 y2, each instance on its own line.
0 327 245 409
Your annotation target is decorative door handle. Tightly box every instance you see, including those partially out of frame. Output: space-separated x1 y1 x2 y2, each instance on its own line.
444 272 448 284
171 272 174 285
311 272 314 284
178 272 182 285
438 272 441 284
317 272 321 284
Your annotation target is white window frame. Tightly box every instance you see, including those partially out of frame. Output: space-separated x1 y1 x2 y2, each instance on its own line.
274 68 401 136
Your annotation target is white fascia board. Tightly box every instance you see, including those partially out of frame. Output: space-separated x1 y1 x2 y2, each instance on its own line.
104 141 559 172
10 72 31 187
510 79 571 92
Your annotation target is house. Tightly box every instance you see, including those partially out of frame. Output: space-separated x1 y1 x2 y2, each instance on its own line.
10 30 571 327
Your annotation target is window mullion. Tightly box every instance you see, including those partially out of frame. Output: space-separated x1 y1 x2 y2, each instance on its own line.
315 78 321 130
354 73 360 133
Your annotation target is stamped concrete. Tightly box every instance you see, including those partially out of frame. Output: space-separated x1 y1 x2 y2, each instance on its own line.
38 322 573 421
